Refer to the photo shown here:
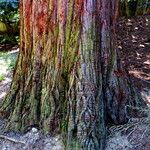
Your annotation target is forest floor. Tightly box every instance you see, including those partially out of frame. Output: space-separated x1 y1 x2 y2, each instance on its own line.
0 15 149 149
107 14 150 150
117 14 150 105
0 45 18 101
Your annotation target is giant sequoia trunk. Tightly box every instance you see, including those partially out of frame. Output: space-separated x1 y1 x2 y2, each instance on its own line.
0 0 142 149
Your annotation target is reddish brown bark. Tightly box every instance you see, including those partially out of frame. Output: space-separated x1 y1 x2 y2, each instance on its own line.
0 0 144 149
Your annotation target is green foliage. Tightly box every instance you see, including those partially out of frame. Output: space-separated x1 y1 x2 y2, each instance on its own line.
0 0 19 44
0 74 5 81
0 21 7 32
0 1 19 22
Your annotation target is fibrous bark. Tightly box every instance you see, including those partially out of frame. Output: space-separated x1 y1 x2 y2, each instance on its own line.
0 0 143 149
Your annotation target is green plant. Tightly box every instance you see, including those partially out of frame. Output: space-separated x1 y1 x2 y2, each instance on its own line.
0 0 19 44
0 74 5 81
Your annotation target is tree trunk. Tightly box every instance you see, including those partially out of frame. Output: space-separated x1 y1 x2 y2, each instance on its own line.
0 0 143 149
136 0 150 15
125 0 130 17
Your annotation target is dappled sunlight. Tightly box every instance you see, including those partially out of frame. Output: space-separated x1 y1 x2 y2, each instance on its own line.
0 92 6 100
131 35 137 39
0 0 150 149
0 74 12 101
139 44 145 48
131 35 138 43
129 70 150 81
144 42 150 45
8 48 19 54
117 15 150 94
143 60 150 65
0 48 18 101
141 89 150 107
146 18 150 26
126 19 133 26
2 77 12 84
0 49 18 75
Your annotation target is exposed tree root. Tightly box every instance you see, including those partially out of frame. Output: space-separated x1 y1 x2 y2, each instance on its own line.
0 135 26 145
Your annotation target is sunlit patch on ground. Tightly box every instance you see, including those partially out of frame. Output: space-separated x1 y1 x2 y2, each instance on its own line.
117 15 150 108
141 88 150 107
0 48 18 101
0 48 18 77
117 15 150 90
129 70 150 81
0 75 12 101
0 92 6 100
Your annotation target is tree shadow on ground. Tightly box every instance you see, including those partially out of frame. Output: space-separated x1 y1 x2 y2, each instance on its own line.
117 14 150 92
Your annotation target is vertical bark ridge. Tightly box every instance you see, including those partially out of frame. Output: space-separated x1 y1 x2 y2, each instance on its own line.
74 1 104 149
0 0 144 149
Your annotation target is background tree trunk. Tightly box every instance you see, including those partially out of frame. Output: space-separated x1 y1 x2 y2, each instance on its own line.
125 0 130 17
136 0 150 15
0 0 144 149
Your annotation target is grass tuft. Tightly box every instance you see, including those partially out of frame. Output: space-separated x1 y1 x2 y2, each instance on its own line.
0 50 18 80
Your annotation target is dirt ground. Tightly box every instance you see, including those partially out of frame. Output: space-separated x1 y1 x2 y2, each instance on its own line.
117 14 150 106
107 14 150 150
117 14 150 91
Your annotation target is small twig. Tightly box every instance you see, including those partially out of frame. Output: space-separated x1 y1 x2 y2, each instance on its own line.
0 135 26 145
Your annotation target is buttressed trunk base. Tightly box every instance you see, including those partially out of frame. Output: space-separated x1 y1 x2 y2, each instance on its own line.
0 0 143 149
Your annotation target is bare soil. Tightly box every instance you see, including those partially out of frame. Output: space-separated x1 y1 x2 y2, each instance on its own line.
117 14 150 106
117 14 150 91
106 14 150 150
